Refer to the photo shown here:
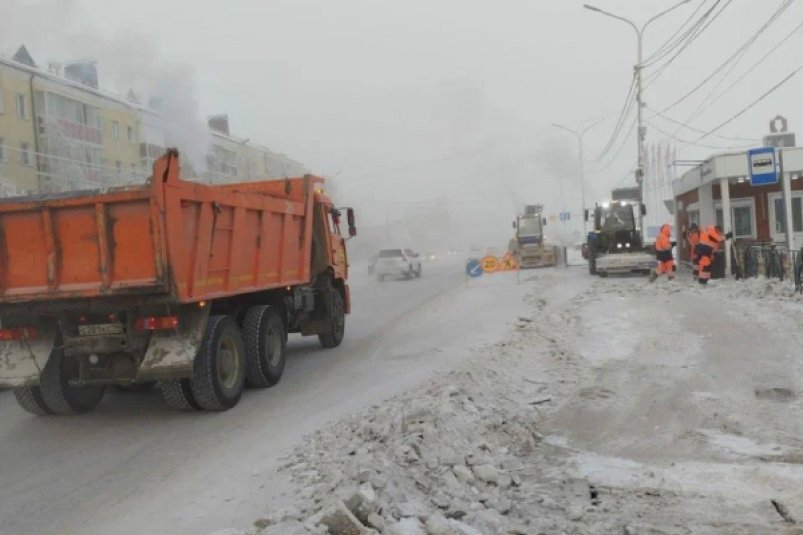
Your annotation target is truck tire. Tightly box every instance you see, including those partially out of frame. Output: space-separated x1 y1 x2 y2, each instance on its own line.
161 379 200 411
14 385 53 416
319 290 345 348
39 350 106 415
243 305 287 388
190 316 246 411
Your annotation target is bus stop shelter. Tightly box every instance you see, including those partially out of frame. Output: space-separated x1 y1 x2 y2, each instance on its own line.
672 147 803 277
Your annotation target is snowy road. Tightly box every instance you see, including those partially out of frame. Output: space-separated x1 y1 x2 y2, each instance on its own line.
0 258 528 535
4 265 802 535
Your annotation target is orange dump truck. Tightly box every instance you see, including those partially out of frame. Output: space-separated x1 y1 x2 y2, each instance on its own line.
0 150 355 414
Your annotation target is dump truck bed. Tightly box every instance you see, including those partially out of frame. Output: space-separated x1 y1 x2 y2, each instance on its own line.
0 150 319 306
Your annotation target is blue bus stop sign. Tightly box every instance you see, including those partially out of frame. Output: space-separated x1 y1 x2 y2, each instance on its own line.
465 258 482 278
748 147 778 186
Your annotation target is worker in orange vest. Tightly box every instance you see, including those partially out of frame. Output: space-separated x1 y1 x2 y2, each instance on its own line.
684 223 701 280
696 225 731 285
649 223 676 282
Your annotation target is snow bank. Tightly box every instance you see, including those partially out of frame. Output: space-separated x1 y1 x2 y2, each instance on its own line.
217 300 598 534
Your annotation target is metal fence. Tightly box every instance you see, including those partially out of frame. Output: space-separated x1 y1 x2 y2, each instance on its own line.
732 243 803 291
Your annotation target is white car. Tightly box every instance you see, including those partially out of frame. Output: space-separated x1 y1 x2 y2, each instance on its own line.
375 248 422 281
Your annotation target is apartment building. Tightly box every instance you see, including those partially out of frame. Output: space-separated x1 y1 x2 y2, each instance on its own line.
0 45 308 195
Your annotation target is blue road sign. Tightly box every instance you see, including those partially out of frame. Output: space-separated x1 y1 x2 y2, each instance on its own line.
748 147 778 186
465 258 483 278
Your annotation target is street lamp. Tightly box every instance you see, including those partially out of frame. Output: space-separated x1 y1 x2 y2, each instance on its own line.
584 0 691 230
552 118 605 234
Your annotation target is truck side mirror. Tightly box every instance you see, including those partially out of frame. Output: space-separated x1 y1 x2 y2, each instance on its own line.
584 209 589 222
641 204 647 216
347 208 357 238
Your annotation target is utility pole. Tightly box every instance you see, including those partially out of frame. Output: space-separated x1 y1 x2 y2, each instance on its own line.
584 0 691 232
552 118 605 234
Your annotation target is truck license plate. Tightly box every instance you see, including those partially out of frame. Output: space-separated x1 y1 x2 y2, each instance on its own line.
78 323 124 336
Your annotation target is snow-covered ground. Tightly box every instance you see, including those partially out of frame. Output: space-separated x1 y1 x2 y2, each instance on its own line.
2 264 801 534
218 270 803 535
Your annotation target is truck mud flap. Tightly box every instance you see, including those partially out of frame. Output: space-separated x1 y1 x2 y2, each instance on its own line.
138 307 209 380
0 324 58 387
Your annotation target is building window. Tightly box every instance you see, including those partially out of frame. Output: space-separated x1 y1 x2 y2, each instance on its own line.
0 138 5 162
21 143 32 167
688 210 700 228
112 121 120 140
16 93 28 119
127 126 135 144
714 199 755 239
0 89 5 115
772 197 803 235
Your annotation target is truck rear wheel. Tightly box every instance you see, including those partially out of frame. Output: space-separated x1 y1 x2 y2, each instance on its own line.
243 305 287 388
319 290 345 348
161 379 200 410
14 385 53 416
39 350 106 415
191 316 246 411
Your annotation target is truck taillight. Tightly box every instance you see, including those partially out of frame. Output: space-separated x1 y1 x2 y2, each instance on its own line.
135 316 179 331
0 327 39 341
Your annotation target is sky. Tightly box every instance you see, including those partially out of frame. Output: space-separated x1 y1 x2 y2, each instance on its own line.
4 0 803 250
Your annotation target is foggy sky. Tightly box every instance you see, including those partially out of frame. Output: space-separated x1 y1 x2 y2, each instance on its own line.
6 0 803 249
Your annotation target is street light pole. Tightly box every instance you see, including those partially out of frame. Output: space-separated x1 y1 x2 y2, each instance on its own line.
583 0 691 232
552 118 605 234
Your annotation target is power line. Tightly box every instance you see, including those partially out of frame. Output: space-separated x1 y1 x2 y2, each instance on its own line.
656 0 795 112
590 75 637 163
590 114 638 173
680 62 803 150
644 0 732 84
642 0 721 69
647 120 755 150
645 105 760 142
677 0 798 129
689 17 803 118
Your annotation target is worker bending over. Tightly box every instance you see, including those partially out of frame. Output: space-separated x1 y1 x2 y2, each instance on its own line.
695 225 732 285
684 223 700 280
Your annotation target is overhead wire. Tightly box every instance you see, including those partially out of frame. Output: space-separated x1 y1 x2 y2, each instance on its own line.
589 74 637 164
643 0 733 85
675 0 798 130
647 120 755 150
590 114 638 173
645 105 760 142
642 0 720 69
679 61 803 150
687 17 803 119
655 0 795 112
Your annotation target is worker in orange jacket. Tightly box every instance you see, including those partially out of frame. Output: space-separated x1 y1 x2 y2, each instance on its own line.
649 224 676 282
684 223 701 280
696 225 732 285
